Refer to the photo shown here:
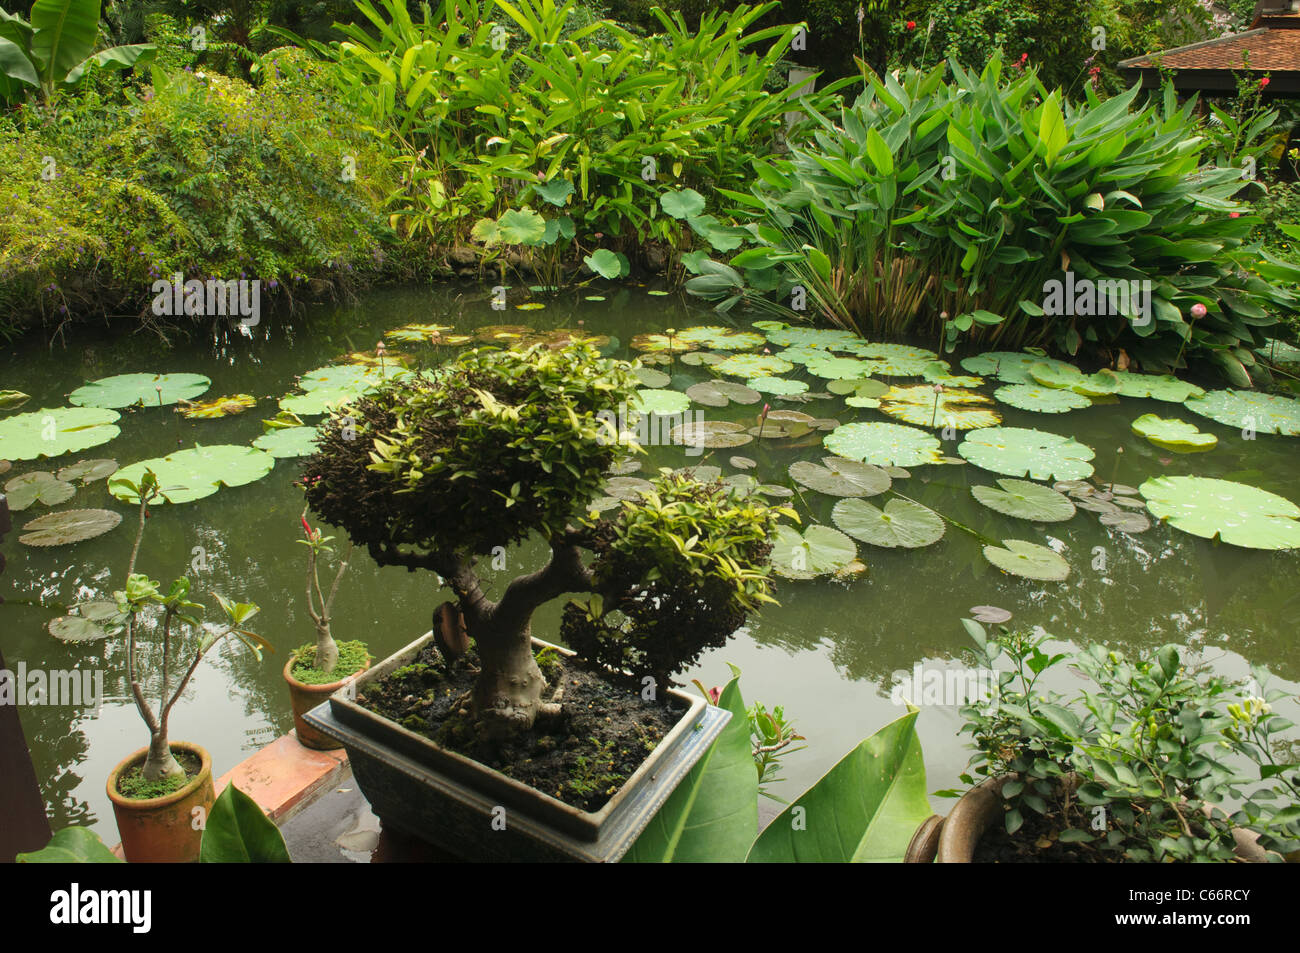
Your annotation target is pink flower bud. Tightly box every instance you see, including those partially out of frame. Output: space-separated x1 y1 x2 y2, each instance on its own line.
1190 303 1207 319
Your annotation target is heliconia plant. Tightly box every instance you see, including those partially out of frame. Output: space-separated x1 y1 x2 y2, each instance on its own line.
686 55 1300 385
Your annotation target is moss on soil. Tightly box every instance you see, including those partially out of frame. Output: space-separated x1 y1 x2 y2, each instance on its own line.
291 639 370 685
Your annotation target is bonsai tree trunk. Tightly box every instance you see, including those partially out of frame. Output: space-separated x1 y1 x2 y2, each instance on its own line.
142 727 184 782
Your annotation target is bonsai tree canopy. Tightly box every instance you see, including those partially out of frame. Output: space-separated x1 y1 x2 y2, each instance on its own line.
302 342 792 739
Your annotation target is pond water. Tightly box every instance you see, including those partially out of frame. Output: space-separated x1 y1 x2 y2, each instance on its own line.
3 282 1298 842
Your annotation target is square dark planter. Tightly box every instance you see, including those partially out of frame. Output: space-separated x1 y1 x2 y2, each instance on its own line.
303 631 729 862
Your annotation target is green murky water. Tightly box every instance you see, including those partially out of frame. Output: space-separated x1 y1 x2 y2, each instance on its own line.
3 282 1299 840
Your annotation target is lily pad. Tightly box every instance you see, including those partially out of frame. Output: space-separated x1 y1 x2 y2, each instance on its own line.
729 456 757 470
805 355 873 380
1183 389 1300 436
631 389 691 416
630 332 692 354
299 364 404 391
4 471 75 510
279 387 364 416
922 362 984 388
19 508 122 546
770 524 858 579
747 376 808 396
385 323 467 344
0 407 121 460
252 426 321 458
983 539 1071 581
68 373 211 409
110 445 276 504
969 605 1012 624
880 385 1002 430
1131 414 1217 452
828 378 889 398
1111 371 1205 402
603 477 656 501
633 367 672 388
1256 339 1300 364
0 390 31 411
831 497 944 549
761 327 862 350
180 394 256 419
678 351 726 367
994 384 1092 413
823 422 944 467
670 420 753 449
55 459 118 484
960 352 1075 385
972 479 1076 522
673 465 723 484
48 615 117 642
714 353 795 378
789 459 889 497
674 326 765 351
1099 510 1151 533
1138 476 1300 550
958 427 1096 481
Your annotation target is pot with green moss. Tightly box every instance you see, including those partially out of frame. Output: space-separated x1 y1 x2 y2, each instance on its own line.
284 641 370 750
284 511 369 749
295 343 791 860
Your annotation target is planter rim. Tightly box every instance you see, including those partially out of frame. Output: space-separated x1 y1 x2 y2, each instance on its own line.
283 651 372 693
106 741 212 811
307 629 720 843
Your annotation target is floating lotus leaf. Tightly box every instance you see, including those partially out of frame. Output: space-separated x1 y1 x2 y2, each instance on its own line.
633 367 671 388
960 352 1074 384
994 384 1091 413
747 376 808 396
845 396 882 408
515 302 546 311
341 349 410 368
630 332 692 353
831 497 944 549
766 410 816 424
0 407 121 461
1183 389 1300 436
1075 496 1121 516
4 471 75 510
969 605 1012 624
1257 339 1300 364
921 362 984 388
1111 372 1205 402
631 389 691 416
748 421 811 439
880 385 1002 430
805 356 872 379
685 382 729 407
532 330 611 351
586 496 623 513
756 484 794 498
770 524 858 579
983 539 1071 581
972 479 1076 522
19 508 122 546
850 342 939 362
721 474 757 494
69 373 211 409
1029 363 1120 397
958 427 1096 481
1131 414 1217 452
110 445 276 505
1109 483 1140 496
729 456 756 470
299 364 405 391
670 420 753 449
252 426 321 458
885 466 911 479
639 353 674 366
678 351 726 366
673 465 722 483
180 394 256 419
608 457 642 475
828 378 888 397
674 326 765 350
823 422 943 467
751 320 788 332
776 345 835 365
0 390 31 411
55 459 118 484
789 459 888 497
474 324 534 344
385 323 467 344
1112 495 1147 509
48 615 117 642
279 386 363 416
712 381 762 404
603 476 656 501
762 327 861 349
1099 510 1151 533
1139 476 1300 549
713 353 794 377
809 417 840 431
584 296 606 302
862 356 937 377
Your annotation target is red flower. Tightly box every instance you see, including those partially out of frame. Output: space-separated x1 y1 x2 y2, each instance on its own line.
1260 77 1270 88
906 20 916 30
1230 211 1241 218
301 515 313 539
708 686 721 704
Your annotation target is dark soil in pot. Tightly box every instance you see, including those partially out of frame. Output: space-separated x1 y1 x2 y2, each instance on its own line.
357 643 685 813
115 748 204 800
972 808 1109 863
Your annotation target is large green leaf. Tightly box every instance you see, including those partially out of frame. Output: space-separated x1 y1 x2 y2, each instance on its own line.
110 445 275 504
972 478 1076 522
0 406 120 460
747 709 930 862
0 35 38 91
659 188 705 219
1139 476 1300 550
17 826 123 863
623 675 757 863
983 538 1071 581
30 0 99 85
68 372 211 409
1183 389 1300 436
770 524 858 579
958 426 1095 481
823 421 943 467
831 497 945 548
200 783 292 863
64 42 155 84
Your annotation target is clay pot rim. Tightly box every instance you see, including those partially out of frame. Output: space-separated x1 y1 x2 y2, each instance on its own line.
283 652 372 694
106 741 212 810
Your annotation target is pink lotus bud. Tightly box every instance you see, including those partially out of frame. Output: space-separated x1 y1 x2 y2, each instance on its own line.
1190 303 1207 319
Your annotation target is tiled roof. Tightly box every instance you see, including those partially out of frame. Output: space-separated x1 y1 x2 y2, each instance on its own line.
1120 11 1300 71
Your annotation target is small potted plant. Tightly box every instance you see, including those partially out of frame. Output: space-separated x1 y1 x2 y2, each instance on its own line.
906 620 1300 863
296 341 794 860
283 509 369 749
49 470 269 863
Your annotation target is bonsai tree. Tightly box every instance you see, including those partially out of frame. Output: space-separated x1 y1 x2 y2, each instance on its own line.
297 508 353 674
301 342 793 739
52 470 268 782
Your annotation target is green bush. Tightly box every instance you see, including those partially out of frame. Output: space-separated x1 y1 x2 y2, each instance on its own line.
0 43 399 330
687 57 1300 384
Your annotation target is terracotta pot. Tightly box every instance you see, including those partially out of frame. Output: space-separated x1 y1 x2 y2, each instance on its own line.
283 652 371 750
905 774 1279 863
106 742 213 863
